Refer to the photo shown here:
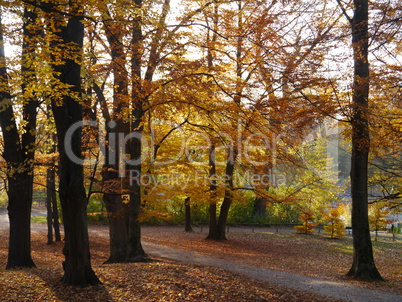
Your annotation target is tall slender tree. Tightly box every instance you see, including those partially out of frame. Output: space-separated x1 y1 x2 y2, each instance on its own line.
337 0 383 281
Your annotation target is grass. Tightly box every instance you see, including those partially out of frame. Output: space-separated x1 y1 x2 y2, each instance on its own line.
30 216 47 224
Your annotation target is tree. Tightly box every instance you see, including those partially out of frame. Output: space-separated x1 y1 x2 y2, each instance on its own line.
94 2 138 263
184 197 193 232
90 0 184 262
369 203 389 242
89 0 203 261
0 4 38 269
294 208 317 234
337 0 383 281
322 204 346 239
47 2 100 285
45 131 61 245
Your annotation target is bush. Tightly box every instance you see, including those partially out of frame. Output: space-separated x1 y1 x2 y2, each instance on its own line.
228 197 254 223
294 209 317 234
86 195 107 223
321 205 345 239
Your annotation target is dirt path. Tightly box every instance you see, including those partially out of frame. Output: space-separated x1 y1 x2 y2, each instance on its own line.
87 224 402 302
142 241 401 302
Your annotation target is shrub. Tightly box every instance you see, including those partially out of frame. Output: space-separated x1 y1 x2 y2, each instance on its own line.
321 205 345 239
294 208 317 234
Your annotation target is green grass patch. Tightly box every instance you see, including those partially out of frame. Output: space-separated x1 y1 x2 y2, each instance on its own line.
31 216 47 224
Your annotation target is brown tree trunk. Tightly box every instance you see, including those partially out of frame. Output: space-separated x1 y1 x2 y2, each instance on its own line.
0 8 37 269
50 8 100 286
216 194 233 240
253 197 267 216
51 176 61 242
46 168 54 245
207 147 237 240
184 197 193 232
98 4 148 263
124 0 148 263
346 0 383 281
46 165 60 244
6 177 36 269
207 203 218 239
103 193 129 263
125 110 148 262
101 122 130 263
206 142 219 239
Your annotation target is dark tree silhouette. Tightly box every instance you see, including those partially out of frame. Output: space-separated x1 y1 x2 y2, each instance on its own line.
337 0 384 281
0 7 38 269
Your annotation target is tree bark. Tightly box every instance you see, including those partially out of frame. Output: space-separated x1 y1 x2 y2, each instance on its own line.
216 153 237 240
51 173 61 242
46 165 60 244
125 109 148 262
46 169 54 245
100 13 131 263
50 7 100 286
124 0 148 263
253 197 267 216
184 197 193 232
0 8 37 269
100 119 131 263
207 142 219 239
346 0 383 281
103 193 129 263
207 148 237 240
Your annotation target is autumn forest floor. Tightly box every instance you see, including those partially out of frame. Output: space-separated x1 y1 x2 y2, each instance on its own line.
0 218 401 301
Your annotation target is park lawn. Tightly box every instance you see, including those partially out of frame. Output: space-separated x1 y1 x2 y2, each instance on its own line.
0 228 338 302
141 226 402 296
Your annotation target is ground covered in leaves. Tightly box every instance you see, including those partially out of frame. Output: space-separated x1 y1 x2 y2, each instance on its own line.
0 227 340 302
0 224 401 301
141 225 402 296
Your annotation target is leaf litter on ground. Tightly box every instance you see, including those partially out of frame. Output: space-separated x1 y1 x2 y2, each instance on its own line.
0 223 401 301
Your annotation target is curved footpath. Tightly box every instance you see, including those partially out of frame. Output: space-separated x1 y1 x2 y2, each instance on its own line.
142 241 402 302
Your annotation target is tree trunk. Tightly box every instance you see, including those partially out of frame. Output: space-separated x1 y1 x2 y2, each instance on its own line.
346 0 383 281
50 9 100 286
124 0 148 262
46 165 60 244
206 142 219 239
58 174 98 286
207 1 243 241
51 177 61 243
46 169 54 245
216 193 233 240
253 197 267 216
103 193 128 263
101 125 131 263
126 113 148 262
184 197 193 232
207 147 237 240
7 177 36 269
207 203 218 239
0 9 37 269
